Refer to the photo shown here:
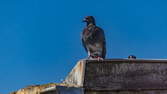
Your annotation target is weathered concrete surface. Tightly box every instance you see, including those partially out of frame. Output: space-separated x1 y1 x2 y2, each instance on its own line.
86 90 167 94
64 59 167 91
9 82 82 94
41 86 84 94
64 60 86 86
10 83 67 94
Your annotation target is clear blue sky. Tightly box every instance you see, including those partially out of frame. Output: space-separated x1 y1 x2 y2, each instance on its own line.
0 0 167 93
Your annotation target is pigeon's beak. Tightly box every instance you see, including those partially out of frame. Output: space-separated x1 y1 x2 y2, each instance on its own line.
82 18 87 22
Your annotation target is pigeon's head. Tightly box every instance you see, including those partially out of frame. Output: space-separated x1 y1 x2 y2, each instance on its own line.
83 16 96 25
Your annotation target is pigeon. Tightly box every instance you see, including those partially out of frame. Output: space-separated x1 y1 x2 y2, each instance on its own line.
128 55 136 59
81 16 106 60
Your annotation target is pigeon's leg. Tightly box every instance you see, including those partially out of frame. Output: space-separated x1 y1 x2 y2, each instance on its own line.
94 54 103 61
95 49 103 61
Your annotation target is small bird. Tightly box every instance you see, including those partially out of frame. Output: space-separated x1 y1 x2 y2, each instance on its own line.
81 16 106 60
128 55 136 60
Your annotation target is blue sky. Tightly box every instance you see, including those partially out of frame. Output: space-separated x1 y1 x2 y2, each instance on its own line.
0 0 167 93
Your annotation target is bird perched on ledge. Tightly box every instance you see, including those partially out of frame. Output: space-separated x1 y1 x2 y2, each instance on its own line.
81 16 106 60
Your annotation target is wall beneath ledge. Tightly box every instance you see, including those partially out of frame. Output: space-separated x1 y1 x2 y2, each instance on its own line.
86 90 167 94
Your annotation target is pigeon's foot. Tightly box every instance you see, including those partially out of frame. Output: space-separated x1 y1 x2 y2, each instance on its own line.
87 55 104 61
97 56 104 61
93 56 104 61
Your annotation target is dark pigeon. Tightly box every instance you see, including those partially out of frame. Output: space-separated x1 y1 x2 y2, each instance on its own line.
128 55 136 59
81 16 106 59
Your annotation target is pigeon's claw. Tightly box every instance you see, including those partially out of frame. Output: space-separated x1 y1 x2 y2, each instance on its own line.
95 56 103 61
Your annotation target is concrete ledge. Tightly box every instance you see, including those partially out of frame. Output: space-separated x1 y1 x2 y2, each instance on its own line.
64 59 167 91
10 59 167 94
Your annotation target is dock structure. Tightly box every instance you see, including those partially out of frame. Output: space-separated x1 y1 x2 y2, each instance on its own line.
11 59 167 94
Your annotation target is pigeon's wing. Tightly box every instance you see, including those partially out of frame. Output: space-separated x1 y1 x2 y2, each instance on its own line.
81 29 88 52
82 38 88 52
102 39 106 58
93 27 106 58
